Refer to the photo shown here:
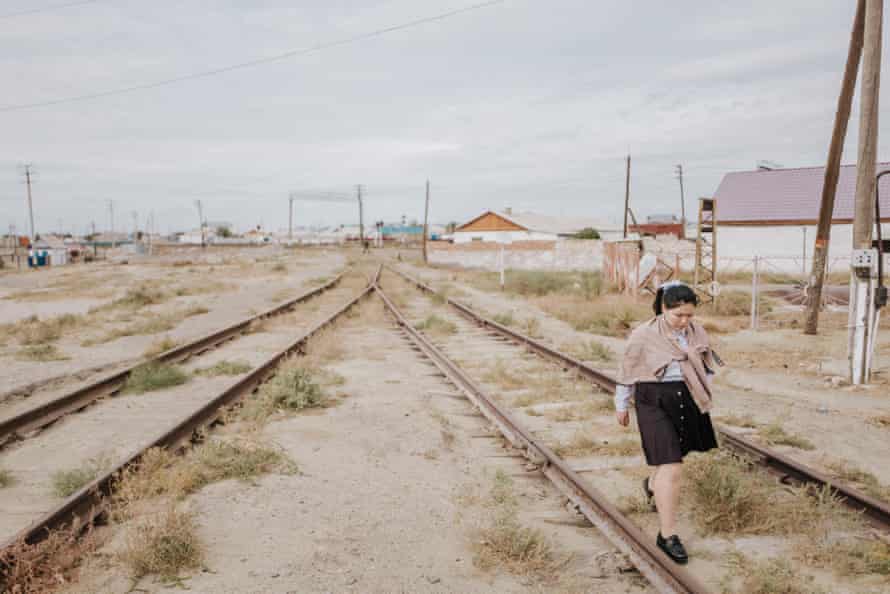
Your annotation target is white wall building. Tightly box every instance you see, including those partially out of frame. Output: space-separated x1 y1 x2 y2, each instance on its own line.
710 162 890 274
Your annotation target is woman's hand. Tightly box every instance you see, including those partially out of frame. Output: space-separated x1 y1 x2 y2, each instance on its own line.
616 410 629 427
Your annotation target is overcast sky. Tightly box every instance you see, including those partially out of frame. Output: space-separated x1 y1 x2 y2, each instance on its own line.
1 0 888 235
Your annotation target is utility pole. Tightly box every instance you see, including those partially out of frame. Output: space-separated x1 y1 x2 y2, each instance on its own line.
108 200 116 249
849 0 883 384
806 0 866 335
423 179 430 263
132 211 139 239
675 164 686 236
23 164 36 244
288 194 296 241
356 185 364 248
194 200 206 248
623 154 631 238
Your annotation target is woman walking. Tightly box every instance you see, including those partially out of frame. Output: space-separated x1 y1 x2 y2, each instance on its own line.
614 281 720 564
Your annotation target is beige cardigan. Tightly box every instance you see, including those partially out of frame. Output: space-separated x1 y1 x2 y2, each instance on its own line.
618 315 720 413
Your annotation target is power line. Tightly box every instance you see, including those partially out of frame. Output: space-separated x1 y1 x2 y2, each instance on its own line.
0 0 506 113
0 0 108 21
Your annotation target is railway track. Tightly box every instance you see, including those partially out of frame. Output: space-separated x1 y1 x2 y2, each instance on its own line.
0 271 346 448
387 265 890 528
0 266 379 584
374 270 710 594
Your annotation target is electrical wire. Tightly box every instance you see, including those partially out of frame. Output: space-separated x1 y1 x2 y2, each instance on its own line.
1 0 506 113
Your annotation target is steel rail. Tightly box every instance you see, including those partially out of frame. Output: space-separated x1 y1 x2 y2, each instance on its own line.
0 268 379 575
373 278 712 594
389 265 890 527
0 272 346 447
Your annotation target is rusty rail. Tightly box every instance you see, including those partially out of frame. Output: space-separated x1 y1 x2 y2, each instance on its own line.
0 268 378 573
388 265 890 528
0 272 346 447
374 276 712 594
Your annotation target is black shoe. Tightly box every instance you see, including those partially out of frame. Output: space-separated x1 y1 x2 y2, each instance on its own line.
657 533 688 565
642 477 655 510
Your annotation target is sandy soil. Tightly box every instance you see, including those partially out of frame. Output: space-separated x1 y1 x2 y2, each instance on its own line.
0 247 346 409
66 297 648 594
0 269 363 545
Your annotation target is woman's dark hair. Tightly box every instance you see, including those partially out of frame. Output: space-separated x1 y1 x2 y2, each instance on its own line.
653 284 699 315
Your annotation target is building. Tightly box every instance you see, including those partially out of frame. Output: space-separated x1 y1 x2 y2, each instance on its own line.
453 209 620 244
630 214 685 238
711 162 890 272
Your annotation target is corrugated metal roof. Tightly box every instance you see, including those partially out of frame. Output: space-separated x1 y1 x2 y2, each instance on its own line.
713 162 890 224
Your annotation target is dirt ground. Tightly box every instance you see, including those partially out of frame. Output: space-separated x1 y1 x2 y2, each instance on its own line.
65 298 647 594
0 246 345 406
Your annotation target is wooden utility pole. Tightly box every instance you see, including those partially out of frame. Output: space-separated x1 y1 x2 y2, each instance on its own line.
805 0 866 335
423 180 430 263
623 155 631 238
849 0 883 383
675 164 686 235
24 164 35 244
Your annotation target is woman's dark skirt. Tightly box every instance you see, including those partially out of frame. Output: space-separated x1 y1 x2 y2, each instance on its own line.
634 381 717 465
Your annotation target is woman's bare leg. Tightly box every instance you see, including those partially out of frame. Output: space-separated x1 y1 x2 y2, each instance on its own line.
652 463 682 536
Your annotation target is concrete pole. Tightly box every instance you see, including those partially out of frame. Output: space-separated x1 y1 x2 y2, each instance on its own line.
423 180 430 264
849 0 882 384
751 256 759 330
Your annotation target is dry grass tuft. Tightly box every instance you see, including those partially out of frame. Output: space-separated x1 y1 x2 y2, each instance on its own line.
536 295 649 337
0 524 101 594
684 450 855 537
492 311 515 326
757 422 815 450
183 304 210 317
143 336 179 357
114 440 296 509
520 317 542 338
796 533 890 577
552 431 639 458
482 359 526 390
704 290 774 318
51 457 107 498
563 340 614 363
0 467 13 488
415 314 457 336
1 313 85 346
115 285 167 308
716 413 758 429
16 343 69 362
118 505 204 582
124 362 189 394
722 552 825 594
473 470 565 579
239 365 327 424
616 493 653 515
541 399 612 422
867 413 890 429
270 261 288 273
195 359 253 377
823 458 890 502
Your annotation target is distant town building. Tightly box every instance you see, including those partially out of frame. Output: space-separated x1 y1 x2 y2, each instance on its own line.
453 209 619 244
